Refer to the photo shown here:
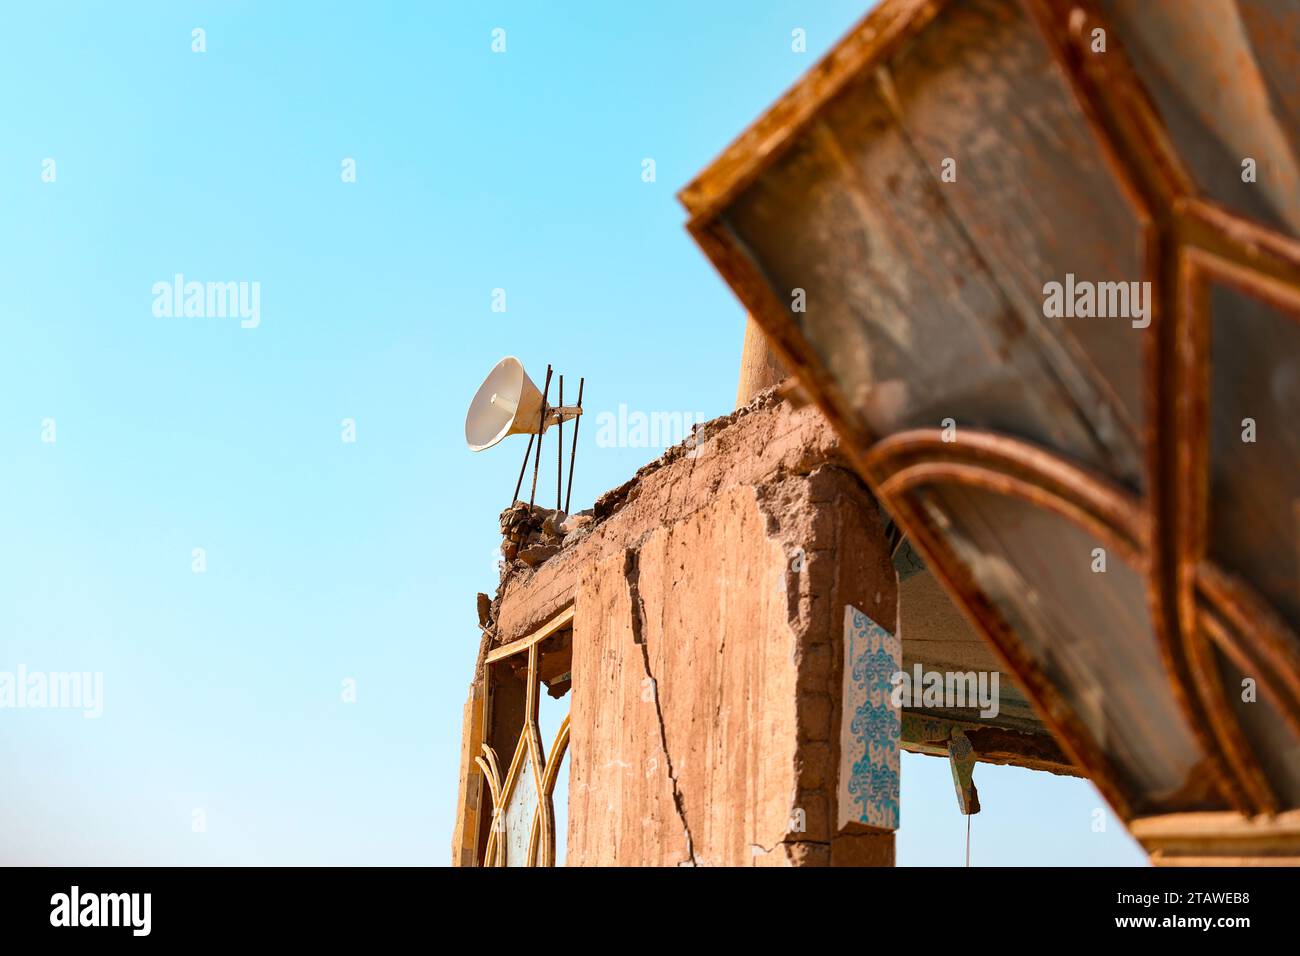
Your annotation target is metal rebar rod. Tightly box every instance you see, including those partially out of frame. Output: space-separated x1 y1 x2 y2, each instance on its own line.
528 365 553 510
511 432 535 506
563 377 584 515
557 376 564 513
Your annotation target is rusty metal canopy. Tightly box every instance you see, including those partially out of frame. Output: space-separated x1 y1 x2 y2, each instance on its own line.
682 0 1300 859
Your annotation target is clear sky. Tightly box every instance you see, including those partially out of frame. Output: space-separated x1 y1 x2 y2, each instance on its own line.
0 0 1144 866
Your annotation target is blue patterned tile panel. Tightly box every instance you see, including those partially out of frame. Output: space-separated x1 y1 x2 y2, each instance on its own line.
837 605 901 831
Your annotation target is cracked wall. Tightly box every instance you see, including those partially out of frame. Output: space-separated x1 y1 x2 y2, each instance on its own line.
567 484 806 866
461 391 899 866
561 406 895 865
455 388 1073 865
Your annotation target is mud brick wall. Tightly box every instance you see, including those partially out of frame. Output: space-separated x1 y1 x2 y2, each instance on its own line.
461 393 898 866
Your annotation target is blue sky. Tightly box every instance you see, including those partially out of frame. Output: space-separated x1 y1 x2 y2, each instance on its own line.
0 0 1143 866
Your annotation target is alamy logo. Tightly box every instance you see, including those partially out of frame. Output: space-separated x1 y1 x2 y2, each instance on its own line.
0 665 102 718
152 274 261 329
594 404 708 450
50 886 151 936
1041 273 1151 328
890 666 1000 718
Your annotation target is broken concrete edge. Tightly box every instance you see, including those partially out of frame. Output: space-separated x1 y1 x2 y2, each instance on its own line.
756 465 898 854
591 386 791 522
901 712 1082 777
474 384 863 679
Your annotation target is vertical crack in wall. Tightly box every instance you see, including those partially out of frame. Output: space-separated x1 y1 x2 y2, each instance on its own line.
623 546 697 866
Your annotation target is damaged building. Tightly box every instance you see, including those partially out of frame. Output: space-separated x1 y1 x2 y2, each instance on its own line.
452 0 1300 866
455 380 1077 866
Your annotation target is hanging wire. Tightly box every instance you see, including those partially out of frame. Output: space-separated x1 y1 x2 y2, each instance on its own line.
965 813 971 867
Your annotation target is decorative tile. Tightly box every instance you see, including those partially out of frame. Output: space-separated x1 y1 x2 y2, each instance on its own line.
838 604 900 831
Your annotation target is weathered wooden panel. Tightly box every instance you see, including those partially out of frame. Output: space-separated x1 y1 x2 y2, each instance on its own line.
1133 808 1300 865
1207 281 1300 635
719 0 1147 488
1099 0 1300 239
884 0 1148 462
917 482 1209 812
1215 646 1300 806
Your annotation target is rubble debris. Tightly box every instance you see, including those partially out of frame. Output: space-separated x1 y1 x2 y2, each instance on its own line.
518 542 561 567
541 511 565 540
495 500 598 579
559 513 593 535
